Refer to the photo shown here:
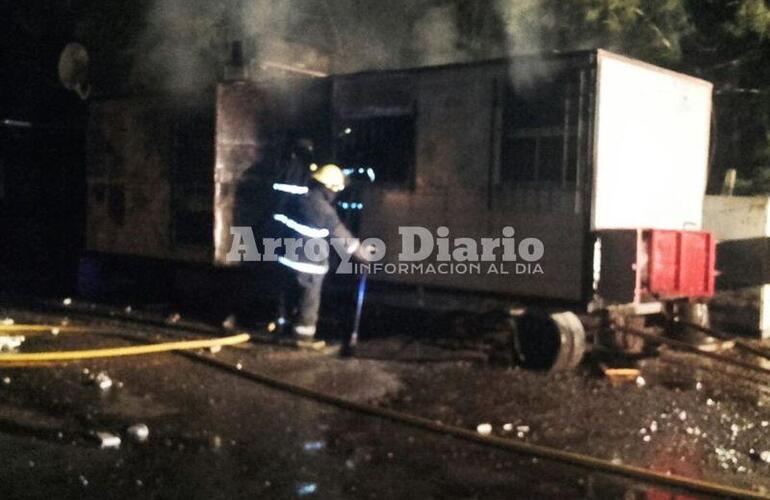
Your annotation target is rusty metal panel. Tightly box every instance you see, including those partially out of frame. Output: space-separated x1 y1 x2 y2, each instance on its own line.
87 95 215 262
86 98 174 259
213 82 269 265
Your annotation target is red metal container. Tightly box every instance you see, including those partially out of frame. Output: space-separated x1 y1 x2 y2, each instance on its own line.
645 229 716 299
597 229 717 305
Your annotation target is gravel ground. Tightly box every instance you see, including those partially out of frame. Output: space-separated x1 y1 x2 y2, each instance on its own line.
1 305 769 498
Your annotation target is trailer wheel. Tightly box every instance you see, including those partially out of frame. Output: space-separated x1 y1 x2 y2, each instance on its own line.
514 310 586 371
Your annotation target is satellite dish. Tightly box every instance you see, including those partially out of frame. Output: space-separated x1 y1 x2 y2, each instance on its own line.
58 42 91 100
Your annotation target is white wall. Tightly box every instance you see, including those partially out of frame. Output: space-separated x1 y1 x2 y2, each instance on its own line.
703 195 770 337
703 195 770 241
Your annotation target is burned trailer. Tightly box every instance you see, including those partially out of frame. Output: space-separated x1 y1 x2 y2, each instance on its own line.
85 49 716 370
321 50 716 369
83 75 331 303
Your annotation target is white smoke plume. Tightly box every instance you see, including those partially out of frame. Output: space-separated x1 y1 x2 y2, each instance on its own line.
412 4 468 66
494 0 559 91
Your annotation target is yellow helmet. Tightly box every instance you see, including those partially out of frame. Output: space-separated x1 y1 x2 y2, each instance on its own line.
311 164 346 192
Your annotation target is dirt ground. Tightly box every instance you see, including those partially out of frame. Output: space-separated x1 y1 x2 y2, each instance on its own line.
1 304 770 499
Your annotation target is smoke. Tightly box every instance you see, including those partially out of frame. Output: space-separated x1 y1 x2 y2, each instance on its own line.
493 0 553 91
128 0 502 92
131 0 230 92
412 5 467 66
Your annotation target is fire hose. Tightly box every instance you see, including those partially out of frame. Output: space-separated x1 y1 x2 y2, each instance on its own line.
0 324 249 363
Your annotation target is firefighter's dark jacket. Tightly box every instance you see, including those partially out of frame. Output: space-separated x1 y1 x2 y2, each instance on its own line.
273 183 355 273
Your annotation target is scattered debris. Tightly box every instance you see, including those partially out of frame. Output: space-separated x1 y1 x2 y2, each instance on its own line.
761 451 770 464
502 423 514 432
476 423 492 436
51 327 60 336
2 377 10 385
63 298 73 306
93 431 121 449
303 441 325 452
600 365 640 386
166 313 181 324
635 376 646 388
222 315 237 330
78 475 88 487
126 423 149 443
296 482 318 496
0 318 14 326
209 435 222 449
208 345 222 354
0 335 25 352
124 306 133 314
85 371 113 391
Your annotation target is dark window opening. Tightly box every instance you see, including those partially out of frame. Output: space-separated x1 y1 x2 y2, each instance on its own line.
335 113 416 187
500 76 581 187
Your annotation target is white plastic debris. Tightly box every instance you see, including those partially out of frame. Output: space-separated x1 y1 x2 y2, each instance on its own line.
678 410 687 421
635 376 646 387
476 423 492 436
94 431 121 449
2 377 11 385
0 335 25 352
93 372 113 390
63 298 73 306
642 435 651 443
650 421 658 433
502 423 514 432
297 482 318 496
761 451 770 464
208 345 222 354
516 425 530 434
1 318 14 326
303 441 325 452
166 313 181 324
222 315 237 330
51 327 60 336
126 423 149 443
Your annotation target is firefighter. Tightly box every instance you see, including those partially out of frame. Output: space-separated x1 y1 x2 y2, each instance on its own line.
271 163 371 343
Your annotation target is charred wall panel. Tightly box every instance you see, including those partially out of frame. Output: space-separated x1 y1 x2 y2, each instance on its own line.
87 95 215 262
336 55 595 302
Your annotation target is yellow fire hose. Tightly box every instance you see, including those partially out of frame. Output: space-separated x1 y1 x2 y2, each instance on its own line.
0 324 250 363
